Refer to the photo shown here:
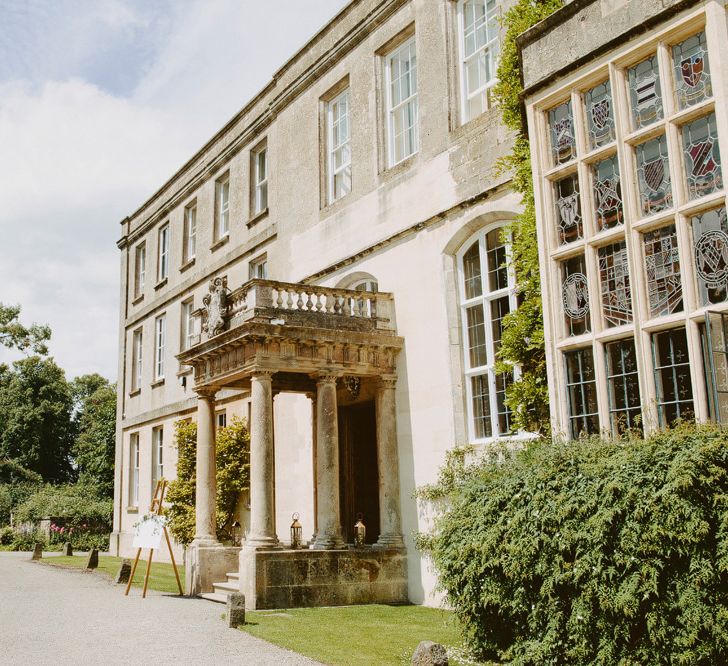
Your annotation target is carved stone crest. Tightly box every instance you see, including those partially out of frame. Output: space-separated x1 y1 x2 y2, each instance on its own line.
343 376 361 400
202 276 229 337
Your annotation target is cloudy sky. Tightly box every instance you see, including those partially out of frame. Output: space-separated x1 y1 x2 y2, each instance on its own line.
0 0 347 381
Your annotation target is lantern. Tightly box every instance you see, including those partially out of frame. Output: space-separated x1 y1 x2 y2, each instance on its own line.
354 513 366 547
290 512 303 549
231 521 242 547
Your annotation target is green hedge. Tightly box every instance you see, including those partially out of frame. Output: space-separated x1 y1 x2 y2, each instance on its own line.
14 484 112 531
419 425 728 665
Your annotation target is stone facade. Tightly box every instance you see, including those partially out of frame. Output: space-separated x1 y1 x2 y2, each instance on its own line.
113 0 523 607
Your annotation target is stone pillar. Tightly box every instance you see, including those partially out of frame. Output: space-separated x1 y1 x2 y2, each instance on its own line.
246 371 278 549
313 375 345 549
306 391 318 542
194 387 219 545
375 377 404 548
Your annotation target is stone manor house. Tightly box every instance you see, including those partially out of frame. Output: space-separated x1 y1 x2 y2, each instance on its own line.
112 0 728 608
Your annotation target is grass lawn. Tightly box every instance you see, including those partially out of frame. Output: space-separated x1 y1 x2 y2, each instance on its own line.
240 604 485 666
41 555 185 594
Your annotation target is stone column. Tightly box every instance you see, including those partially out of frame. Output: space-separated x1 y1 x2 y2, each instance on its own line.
194 387 219 545
375 377 404 548
305 391 318 543
246 371 279 549
313 375 344 549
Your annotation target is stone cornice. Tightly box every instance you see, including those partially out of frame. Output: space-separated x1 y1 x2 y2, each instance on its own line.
119 0 409 247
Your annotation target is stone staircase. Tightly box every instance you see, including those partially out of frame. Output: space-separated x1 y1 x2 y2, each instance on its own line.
199 571 239 604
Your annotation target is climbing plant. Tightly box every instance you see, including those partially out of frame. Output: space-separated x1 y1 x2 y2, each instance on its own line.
492 0 563 434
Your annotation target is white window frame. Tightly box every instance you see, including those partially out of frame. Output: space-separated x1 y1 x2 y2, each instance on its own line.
154 314 166 381
184 202 196 262
385 36 419 167
216 175 230 240
129 433 139 507
457 0 500 123
152 426 164 487
157 224 169 282
253 146 268 215
456 224 519 442
181 299 196 351
249 255 268 280
134 243 146 297
132 328 143 391
327 88 352 203
216 411 227 429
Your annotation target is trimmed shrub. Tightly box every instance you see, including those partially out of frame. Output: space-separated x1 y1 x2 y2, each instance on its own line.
167 416 250 546
0 525 14 545
419 424 728 665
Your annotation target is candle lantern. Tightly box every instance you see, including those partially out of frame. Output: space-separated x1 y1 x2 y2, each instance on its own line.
354 513 366 547
290 512 303 549
231 521 242 547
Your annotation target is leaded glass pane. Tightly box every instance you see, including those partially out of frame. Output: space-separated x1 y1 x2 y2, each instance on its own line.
672 32 712 110
693 207 728 305
561 254 590 336
486 229 508 291
548 100 576 166
466 304 487 368
495 372 513 435
592 154 623 230
471 374 492 438
636 134 672 216
628 55 663 129
462 242 482 299
599 241 632 327
605 339 641 435
653 328 694 426
682 113 722 200
554 174 582 244
644 225 682 317
584 80 615 150
490 296 510 355
565 348 599 438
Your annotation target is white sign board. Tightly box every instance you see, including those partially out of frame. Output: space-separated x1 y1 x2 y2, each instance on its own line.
132 515 167 550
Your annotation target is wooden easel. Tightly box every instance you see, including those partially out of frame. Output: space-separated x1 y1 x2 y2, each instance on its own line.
125 479 183 597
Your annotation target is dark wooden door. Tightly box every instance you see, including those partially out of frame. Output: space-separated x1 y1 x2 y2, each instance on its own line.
338 401 379 544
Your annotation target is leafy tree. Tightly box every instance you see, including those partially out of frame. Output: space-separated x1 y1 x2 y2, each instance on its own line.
0 356 75 482
491 0 563 433
71 375 117 497
0 303 51 356
167 417 250 546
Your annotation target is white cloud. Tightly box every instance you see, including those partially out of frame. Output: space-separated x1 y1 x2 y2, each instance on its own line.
0 0 348 381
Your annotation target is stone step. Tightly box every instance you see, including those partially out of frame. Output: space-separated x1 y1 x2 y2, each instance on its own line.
213 580 239 594
225 572 239 581
199 592 227 604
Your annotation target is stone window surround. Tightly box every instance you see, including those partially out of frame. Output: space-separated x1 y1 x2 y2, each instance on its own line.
527 6 728 436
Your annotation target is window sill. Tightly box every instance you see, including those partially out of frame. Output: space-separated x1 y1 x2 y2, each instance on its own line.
320 193 350 216
126 506 139 514
132 293 144 306
154 277 168 291
180 257 196 273
128 388 141 397
380 153 417 183
247 208 269 228
151 378 165 388
210 235 229 252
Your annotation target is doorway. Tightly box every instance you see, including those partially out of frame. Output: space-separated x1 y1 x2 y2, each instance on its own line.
338 401 379 544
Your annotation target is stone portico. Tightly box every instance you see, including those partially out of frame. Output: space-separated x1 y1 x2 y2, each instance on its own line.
177 278 407 609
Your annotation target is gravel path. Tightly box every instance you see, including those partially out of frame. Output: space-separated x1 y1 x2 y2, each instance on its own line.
0 551 321 665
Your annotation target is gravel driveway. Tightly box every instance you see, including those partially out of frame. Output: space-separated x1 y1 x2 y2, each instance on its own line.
0 551 321 665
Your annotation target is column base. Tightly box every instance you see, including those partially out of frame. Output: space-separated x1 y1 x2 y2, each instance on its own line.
374 533 405 549
192 536 222 548
244 535 280 550
312 532 346 550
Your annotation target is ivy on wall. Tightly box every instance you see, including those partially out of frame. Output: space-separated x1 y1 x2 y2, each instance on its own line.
492 0 564 434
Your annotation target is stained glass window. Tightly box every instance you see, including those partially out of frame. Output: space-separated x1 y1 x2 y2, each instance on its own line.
561 254 590 336
599 241 632 327
692 207 728 305
673 32 712 110
554 174 582 244
682 112 722 200
653 328 694 426
605 339 641 435
636 134 672 216
628 55 663 129
565 348 599 438
644 225 683 317
548 100 576 166
592 155 623 230
584 80 615 150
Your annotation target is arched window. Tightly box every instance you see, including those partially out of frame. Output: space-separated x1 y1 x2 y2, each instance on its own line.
457 225 516 440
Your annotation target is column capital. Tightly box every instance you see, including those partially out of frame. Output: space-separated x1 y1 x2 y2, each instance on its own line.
316 373 340 387
377 375 397 390
194 386 219 399
251 369 276 381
